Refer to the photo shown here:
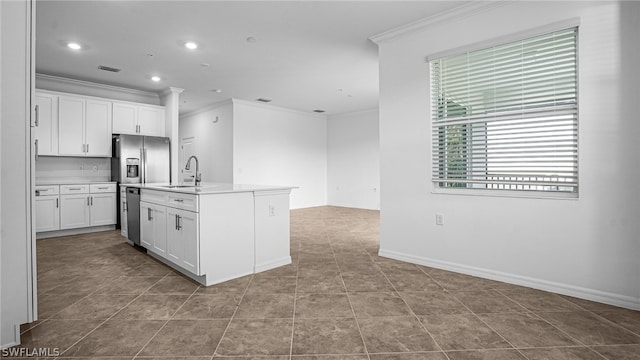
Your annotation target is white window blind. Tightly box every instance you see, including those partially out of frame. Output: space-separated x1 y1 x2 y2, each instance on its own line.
431 27 578 195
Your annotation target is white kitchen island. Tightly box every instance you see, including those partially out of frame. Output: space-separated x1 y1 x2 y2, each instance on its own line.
126 182 294 286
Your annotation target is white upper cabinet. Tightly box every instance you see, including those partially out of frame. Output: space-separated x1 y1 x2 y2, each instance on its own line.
35 89 167 158
34 92 59 156
85 100 113 156
113 101 165 137
58 96 86 156
58 95 112 157
137 106 166 137
112 102 137 134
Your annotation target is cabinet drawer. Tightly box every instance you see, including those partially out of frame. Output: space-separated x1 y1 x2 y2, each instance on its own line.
35 185 59 196
60 184 89 194
90 183 116 193
141 189 168 206
168 193 198 212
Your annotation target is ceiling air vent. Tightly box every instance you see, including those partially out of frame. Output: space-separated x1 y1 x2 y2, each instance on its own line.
256 98 272 103
313 109 326 113
98 65 121 73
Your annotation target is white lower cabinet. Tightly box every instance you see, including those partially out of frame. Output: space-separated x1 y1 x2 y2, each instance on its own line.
140 201 167 257
56 183 117 231
140 190 200 275
35 195 60 232
60 194 91 229
90 193 117 226
166 208 199 274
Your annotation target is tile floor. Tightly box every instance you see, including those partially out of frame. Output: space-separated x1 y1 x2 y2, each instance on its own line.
6 206 640 359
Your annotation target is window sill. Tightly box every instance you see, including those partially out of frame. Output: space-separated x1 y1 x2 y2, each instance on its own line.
431 186 579 200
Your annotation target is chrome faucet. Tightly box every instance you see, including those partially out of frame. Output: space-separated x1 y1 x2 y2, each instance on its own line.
185 155 201 186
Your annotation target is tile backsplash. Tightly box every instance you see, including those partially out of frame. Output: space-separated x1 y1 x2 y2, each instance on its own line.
36 156 111 183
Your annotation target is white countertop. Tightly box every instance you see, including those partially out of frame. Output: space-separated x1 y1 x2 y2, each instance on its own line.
36 180 116 186
123 182 296 195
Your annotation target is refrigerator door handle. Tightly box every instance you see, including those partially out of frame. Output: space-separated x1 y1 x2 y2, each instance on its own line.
140 148 145 183
143 148 148 184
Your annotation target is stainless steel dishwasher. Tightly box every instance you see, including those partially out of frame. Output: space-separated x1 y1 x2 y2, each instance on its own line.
126 187 141 245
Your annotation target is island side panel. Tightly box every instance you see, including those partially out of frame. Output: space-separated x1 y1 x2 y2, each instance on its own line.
199 192 255 285
254 190 292 272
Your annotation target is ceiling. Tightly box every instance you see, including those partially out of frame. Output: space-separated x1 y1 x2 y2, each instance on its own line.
36 1 469 116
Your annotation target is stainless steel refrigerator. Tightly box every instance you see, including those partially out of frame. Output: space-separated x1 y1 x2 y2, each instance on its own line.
112 134 170 244
112 134 171 185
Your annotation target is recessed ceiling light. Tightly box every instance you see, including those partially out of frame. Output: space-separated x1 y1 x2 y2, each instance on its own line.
212 89 222 93
151 76 161 82
185 42 198 50
200 63 210 68
246 37 257 43
67 42 82 50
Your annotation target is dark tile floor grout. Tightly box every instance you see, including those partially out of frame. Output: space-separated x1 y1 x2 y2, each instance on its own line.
5 206 640 359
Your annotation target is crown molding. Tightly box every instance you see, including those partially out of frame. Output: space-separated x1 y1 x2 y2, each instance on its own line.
180 99 234 119
370 1 507 44
328 107 379 119
231 98 327 119
35 73 161 97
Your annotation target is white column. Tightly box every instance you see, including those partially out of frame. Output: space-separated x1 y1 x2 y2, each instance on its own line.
160 87 184 184
1 0 35 348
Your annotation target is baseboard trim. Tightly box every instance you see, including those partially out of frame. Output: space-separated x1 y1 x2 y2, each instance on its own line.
255 256 292 273
378 248 640 311
36 225 116 239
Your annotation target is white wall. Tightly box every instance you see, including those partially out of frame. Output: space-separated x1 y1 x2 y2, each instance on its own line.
327 109 380 210
376 1 640 308
233 100 327 209
1 0 33 347
179 101 234 183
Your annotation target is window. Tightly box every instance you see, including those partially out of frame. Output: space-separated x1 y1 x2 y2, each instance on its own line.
431 27 578 195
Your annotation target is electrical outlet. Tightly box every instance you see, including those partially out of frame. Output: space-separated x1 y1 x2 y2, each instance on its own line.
436 213 445 226
269 205 276 217
92 165 98 172
373 187 377 192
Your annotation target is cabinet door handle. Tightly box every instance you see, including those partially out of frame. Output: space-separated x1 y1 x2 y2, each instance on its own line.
35 190 41 196
98 186 109 190
56 198 59 208
35 139 39 160
86 144 89 153
90 196 93 206
68 187 82 190
87 196 90 206
34 104 39 127
174 199 184 203
148 208 152 221
177 215 182 230
175 214 179 230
